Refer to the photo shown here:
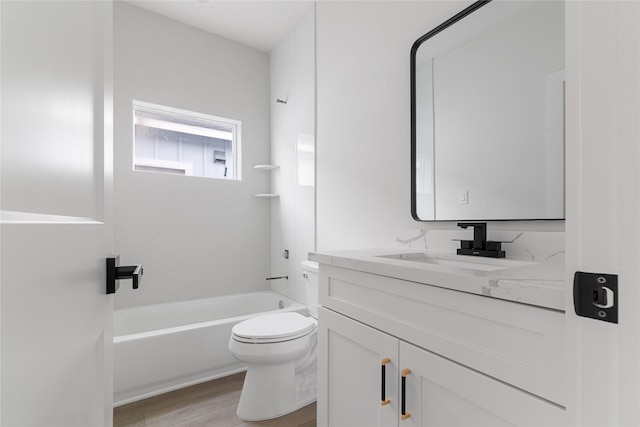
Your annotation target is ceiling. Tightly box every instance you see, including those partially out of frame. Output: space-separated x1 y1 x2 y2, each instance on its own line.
123 0 314 52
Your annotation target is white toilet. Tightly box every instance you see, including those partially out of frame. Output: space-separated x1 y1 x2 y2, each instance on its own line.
228 260 319 421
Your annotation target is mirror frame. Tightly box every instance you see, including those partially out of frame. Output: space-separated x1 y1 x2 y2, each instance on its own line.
410 0 565 222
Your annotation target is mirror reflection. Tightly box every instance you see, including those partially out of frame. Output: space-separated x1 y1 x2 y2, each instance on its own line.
411 1 565 221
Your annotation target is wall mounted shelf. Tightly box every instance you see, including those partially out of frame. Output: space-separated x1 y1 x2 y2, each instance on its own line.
253 165 279 198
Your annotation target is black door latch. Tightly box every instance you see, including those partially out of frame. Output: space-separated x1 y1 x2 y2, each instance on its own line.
573 271 617 323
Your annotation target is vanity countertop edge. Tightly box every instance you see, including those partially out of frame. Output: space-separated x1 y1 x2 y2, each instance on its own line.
309 248 566 312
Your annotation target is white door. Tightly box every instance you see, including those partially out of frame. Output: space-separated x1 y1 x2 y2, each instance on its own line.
566 1 640 425
1 1 114 425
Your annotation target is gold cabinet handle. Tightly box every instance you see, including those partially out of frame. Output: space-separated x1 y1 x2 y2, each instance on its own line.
401 368 411 420
381 358 391 406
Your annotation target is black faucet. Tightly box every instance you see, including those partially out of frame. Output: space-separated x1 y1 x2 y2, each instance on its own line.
456 222 505 258
457 222 487 250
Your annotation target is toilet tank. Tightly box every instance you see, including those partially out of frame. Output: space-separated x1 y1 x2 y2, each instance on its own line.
301 261 319 318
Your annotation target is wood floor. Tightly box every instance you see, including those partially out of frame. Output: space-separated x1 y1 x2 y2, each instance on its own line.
113 372 316 427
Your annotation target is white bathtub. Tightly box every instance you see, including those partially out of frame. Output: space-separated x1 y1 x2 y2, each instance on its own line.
113 291 307 406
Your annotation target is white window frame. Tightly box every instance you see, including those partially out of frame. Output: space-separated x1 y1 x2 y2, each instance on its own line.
132 100 242 180
133 158 194 176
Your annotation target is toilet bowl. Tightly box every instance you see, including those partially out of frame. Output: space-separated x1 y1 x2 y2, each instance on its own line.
228 261 319 421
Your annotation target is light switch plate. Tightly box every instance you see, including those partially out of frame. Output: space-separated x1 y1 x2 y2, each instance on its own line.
458 190 468 204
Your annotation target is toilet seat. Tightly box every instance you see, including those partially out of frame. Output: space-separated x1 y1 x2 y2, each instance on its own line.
232 312 316 344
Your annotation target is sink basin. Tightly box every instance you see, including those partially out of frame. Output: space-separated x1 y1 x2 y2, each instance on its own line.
377 253 533 272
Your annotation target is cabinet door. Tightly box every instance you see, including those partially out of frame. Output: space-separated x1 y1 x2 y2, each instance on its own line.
318 307 399 427
399 341 565 426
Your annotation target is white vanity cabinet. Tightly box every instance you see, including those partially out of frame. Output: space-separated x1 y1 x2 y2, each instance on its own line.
316 264 566 426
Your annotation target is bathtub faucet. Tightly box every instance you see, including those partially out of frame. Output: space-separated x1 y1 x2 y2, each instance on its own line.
106 256 144 294
266 276 288 281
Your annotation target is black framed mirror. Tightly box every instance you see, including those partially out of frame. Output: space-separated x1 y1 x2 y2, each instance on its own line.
411 0 565 221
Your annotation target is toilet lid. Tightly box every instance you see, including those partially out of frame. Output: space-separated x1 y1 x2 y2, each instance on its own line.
232 312 316 343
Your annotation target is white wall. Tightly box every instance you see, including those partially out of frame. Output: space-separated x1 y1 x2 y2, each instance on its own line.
269 7 316 303
114 2 272 308
316 1 564 254
316 1 468 251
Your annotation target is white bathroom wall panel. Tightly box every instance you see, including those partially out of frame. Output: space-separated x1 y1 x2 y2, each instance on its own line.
396 228 565 264
114 3 271 308
315 1 470 251
270 8 315 303
316 1 566 253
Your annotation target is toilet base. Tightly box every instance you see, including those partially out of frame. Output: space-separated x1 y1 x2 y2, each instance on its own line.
236 360 317 421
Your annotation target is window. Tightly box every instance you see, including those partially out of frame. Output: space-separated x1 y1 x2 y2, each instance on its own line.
133 101 241 180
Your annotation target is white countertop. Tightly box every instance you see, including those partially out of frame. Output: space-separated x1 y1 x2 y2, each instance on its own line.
309 248 566 311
